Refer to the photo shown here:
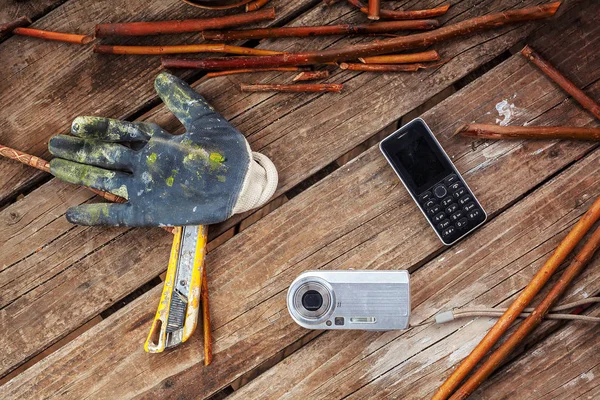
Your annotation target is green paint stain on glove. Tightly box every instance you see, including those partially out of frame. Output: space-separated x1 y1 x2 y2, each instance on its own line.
210 152 225 163
147 153 158 165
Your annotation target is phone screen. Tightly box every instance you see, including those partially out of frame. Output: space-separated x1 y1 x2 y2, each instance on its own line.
381 120 453 194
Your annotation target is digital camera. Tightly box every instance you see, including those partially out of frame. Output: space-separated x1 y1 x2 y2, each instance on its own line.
287 270 410 331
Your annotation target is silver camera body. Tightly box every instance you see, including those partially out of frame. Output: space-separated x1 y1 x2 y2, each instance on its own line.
287 270 410 331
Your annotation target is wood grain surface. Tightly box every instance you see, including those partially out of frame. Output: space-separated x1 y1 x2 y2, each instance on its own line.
0 0 598 398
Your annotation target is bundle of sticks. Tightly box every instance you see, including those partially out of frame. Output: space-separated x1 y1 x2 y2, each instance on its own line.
0 2 565 93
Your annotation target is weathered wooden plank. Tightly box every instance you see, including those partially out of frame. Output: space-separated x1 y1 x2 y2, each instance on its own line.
0 0 318 202
3 3 597 396
0 0 574 381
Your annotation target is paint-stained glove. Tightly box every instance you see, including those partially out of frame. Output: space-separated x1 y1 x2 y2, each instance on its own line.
48 72 278 227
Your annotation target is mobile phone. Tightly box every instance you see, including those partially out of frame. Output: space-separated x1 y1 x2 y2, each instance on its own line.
379 118 486 245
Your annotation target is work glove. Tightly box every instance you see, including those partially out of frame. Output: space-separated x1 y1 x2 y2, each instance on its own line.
48 72 278 227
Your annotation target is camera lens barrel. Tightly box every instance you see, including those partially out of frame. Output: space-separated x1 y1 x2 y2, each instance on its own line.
289 278 335 325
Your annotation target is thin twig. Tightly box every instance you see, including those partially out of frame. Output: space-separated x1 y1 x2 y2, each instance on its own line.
359 50 439 64
175 2 561 70
347 0 450 20
240 83 343 93
201 265 213 366
202 19 438 41
0 143 177 233
456 124 600 141
13 27 93 44
95 8 275 37
451 226 600 399
293 70 330 81
205 67 307 78
340 62 439 72
521 45 600 120
432 194 600 400
94 43 283 56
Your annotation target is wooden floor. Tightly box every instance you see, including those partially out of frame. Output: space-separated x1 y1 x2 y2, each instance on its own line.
1 0 599 398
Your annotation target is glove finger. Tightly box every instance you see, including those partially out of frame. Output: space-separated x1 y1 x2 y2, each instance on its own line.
49 135 134 171
154 72 223 129
71 116 159 142
50 158 131 200
66 203 134 226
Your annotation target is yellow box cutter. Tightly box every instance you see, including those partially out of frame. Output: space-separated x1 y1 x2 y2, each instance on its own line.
145 225 208 353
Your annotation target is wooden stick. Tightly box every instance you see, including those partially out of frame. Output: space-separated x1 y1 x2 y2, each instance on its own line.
13 27 93 44
368 0 381 20
0 144 122 203
359 50 439 64
240 83 343 93
0 143 179 233
0 16 32 36
456 124 600 141
246 0 270 12
202 19 439 41
201 265 213 366
94 43 283 56
293 70 330 81
450 225 600 399
347 0 450 20
95 8 275 37
339 62 438 72
432 194 600 400
173 2 561 70
205 67 306 78
521 45 600 120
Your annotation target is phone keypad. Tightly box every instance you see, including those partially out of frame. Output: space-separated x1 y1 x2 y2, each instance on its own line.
419 174 485 244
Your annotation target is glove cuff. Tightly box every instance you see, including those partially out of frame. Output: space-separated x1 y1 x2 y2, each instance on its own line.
232 151 278 215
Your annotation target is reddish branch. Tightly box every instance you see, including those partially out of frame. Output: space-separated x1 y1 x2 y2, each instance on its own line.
94 43 283 56
340 62 438 72
451 225 600 399
0 144 123 203
293 70 330 81
174 2 561 70
240 83 343 93
202 19 438 41
432 194 600 400
246 0 270 12
0 143 177 233
201 265 213 366
368 0 381 20
359 50 440 64
347 0 450 20
521 45 600 120
456 124 600 141
0 16 31 36
13 27 93 44
205 67 306 78
95 8 276 37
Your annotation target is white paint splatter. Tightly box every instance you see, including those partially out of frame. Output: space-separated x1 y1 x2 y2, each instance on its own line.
193 206 197 212
141 171 152 184
495 100 520 126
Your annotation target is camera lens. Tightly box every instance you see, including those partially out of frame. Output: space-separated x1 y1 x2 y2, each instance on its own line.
289 279 334 324
301 290 323 311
